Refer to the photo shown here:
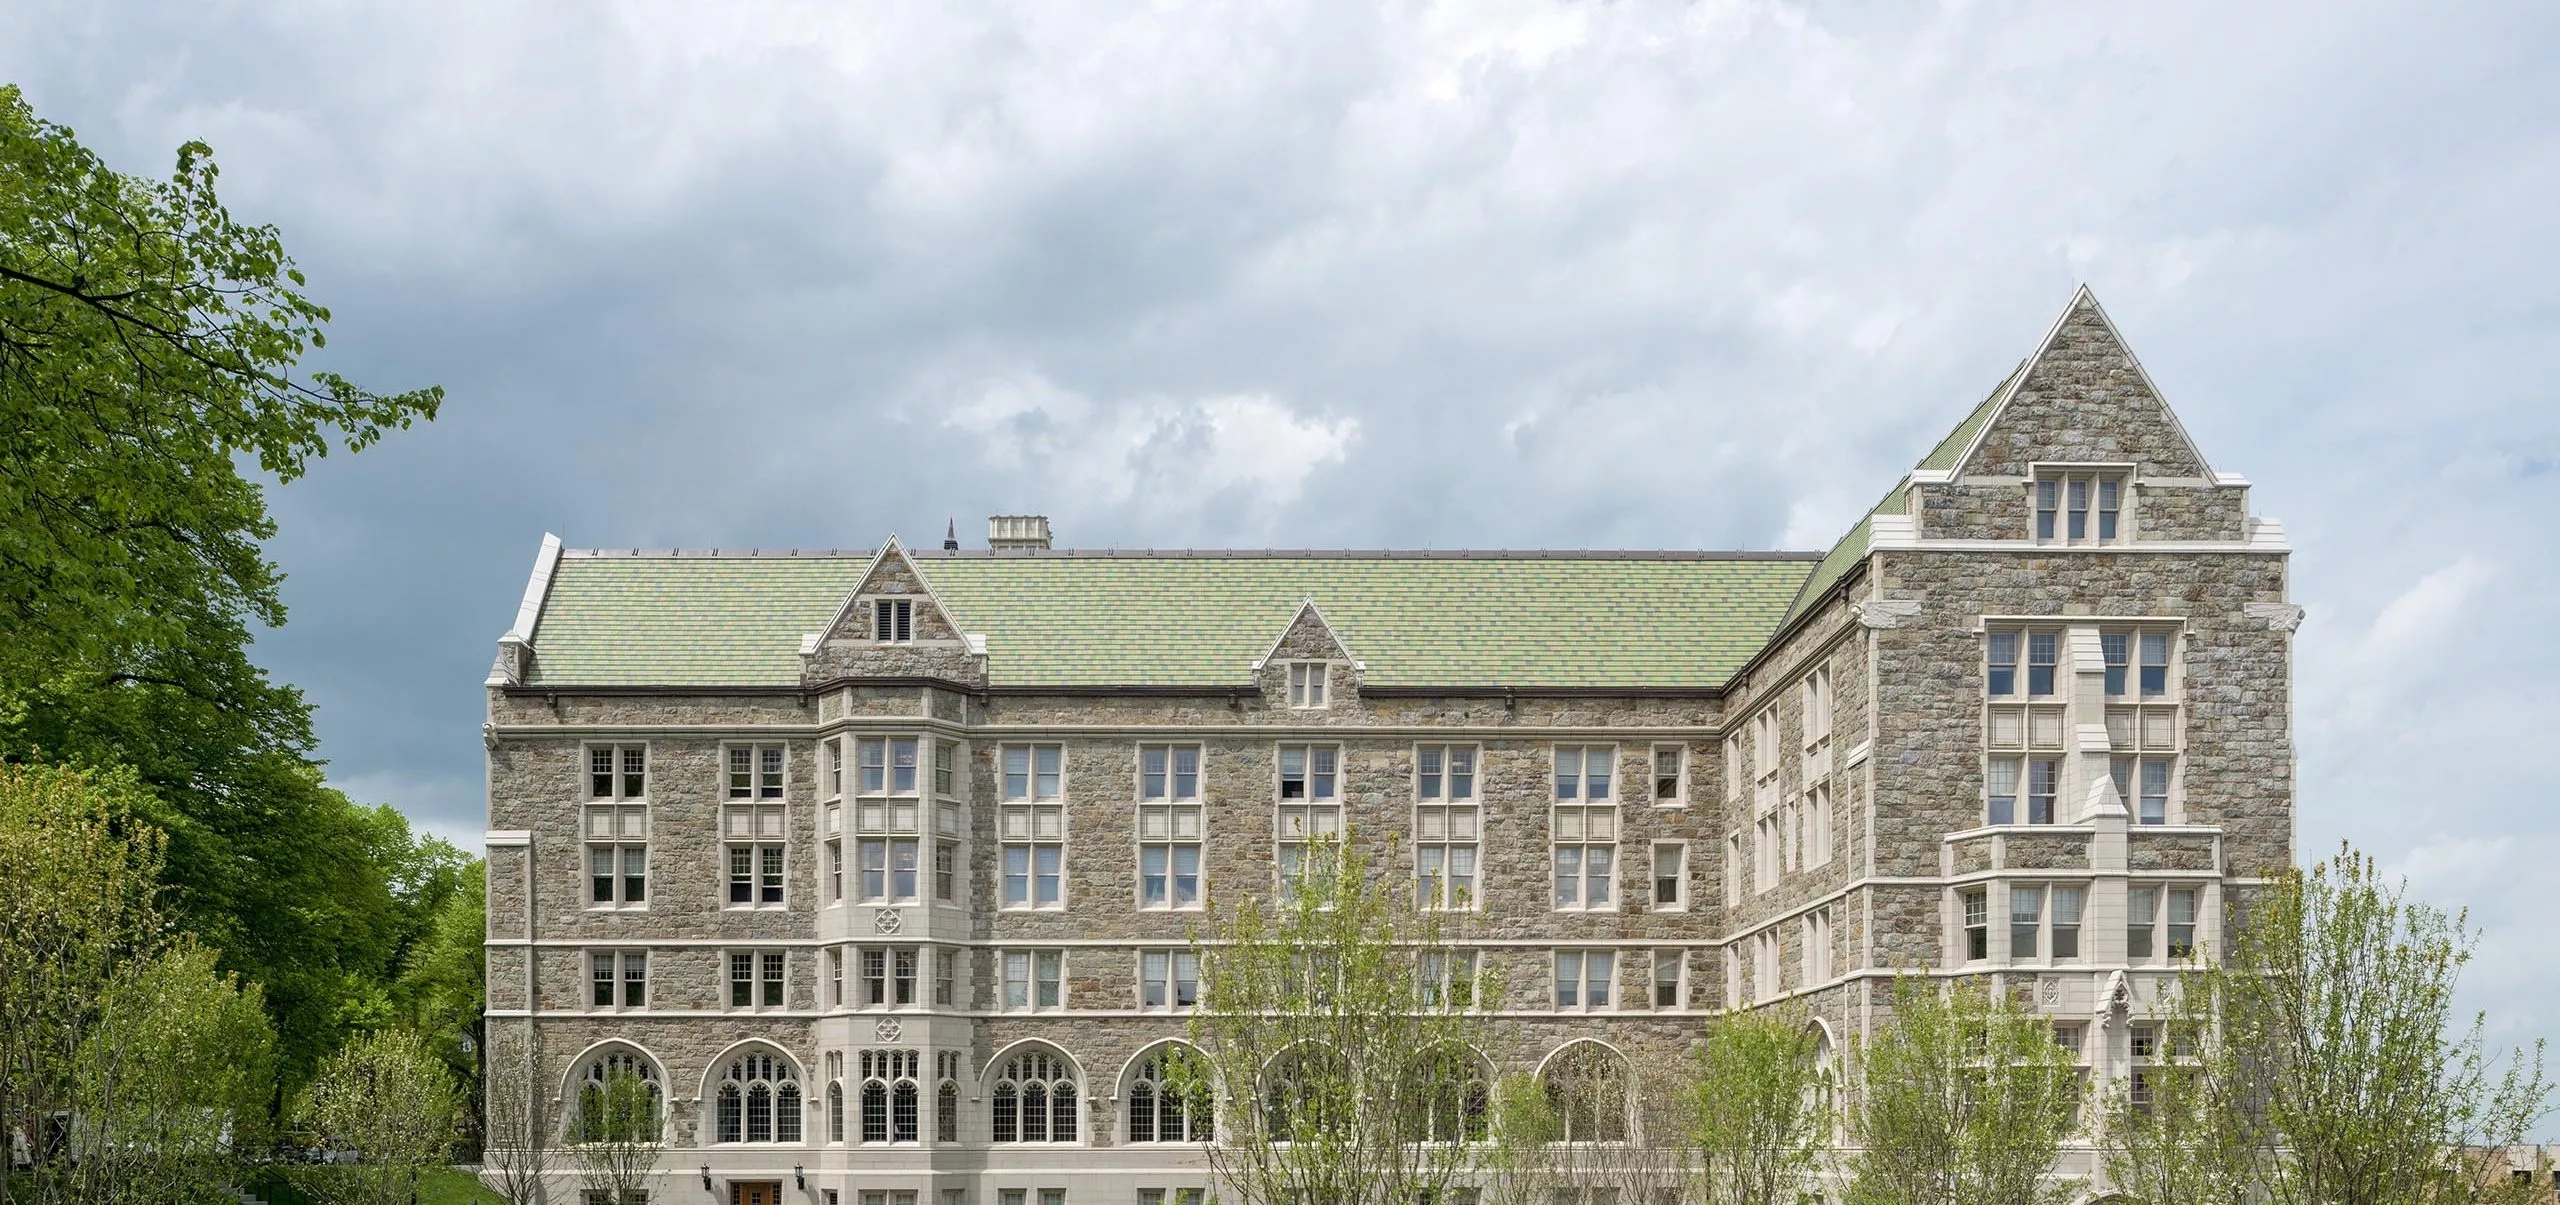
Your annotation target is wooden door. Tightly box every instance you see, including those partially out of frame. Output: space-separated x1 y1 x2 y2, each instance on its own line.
733 1183 779 1205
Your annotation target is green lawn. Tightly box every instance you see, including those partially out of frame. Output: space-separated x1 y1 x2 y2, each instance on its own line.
245 1165 502 1205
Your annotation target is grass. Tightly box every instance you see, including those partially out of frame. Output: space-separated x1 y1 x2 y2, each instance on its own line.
244 1164 502 1205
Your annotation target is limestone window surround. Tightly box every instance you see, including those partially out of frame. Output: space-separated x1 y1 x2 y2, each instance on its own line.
1415 743 1481 911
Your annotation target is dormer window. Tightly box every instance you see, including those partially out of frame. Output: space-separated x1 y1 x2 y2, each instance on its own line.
2034 470 2128 544
873 598 913 642
1287 662 1328 709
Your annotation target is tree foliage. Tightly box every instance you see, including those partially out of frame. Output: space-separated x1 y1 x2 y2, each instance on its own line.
1844 979 2081 1205
479 1027 555 1205
0 762 278 1205
1182 836 1490 1205
570 1067 664 1205
293 1028 462 1205
0 82 449 1085
1692 1007 1830 1205
2100 844 2553 1205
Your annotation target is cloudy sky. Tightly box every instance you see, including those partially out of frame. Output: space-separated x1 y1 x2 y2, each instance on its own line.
5 2 2553 1061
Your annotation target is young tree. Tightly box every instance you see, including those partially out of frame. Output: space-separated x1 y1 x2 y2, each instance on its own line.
295 1028 463 1205
0 762 276 1205
1844 979 2081 1205
2100 844 2553 1205
1692 1008 1829 1205
1181 835 1490 1205
481 1026 555 1205
1482 1044 1694 1205
569 1066 664 1205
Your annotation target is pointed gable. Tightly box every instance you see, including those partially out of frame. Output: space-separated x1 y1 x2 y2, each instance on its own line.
1253 598 1362 708
1950 286 2213 480
805 537 985 686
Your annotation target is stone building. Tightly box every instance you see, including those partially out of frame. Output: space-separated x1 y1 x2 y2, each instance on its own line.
482 287 2297 1205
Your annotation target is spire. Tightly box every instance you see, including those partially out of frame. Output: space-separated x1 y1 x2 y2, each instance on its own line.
944 518 959 551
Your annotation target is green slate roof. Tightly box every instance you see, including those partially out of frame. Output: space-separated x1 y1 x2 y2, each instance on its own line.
525 551 1820 689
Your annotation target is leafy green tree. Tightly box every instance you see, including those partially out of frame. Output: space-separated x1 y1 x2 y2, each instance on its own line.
1182 835 1490 1205
295 1028 462 1205
480 1026 556 1205
395 855 490 1147
1 82 445 1085
2100 844 2553 1205
1844 979 2081 1205
0 762 276 1205
1692 1007 1829 1205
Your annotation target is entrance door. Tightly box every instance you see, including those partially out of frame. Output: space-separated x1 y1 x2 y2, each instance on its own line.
732 1183 782 1205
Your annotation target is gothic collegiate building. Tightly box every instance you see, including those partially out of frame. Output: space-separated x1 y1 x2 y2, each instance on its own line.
481 288 2297 1204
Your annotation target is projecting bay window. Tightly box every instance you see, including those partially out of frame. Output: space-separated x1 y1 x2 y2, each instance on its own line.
1552 745 1617 911
588 951 646 1010
729 950 786 1010
1986 756 2060 826
1276 744 1342 900
2128 885 2201 963
1000 744 1065 910
2010 885 2044 962
1415 744 1480 909
2034 469 2129 545
1139 744 1204 910
856 946 922 1008
1552 950 1614 1012
2104 628 2182 823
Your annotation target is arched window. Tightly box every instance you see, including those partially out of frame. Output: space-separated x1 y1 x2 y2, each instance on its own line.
573 1050 662 1144
990 1050 1079 1143
1126 1048 1211 1143
826 1081 844 1144
937 1079 959 1143
715 1051 802 1143
1540 1042 1628 1143
858 1050 920 1143
1400 1046 1489 1143
1263 1046 1349 1144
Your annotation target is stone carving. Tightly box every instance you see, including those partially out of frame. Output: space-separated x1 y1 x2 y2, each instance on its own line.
1855 598 1923 629
2244 601 2306 633
874 908 902 934
2039 976 2060 1007
2096 969 2132 1020
874 1017 902 1043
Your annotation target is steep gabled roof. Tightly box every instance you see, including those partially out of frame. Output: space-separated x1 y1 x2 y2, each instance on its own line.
522 550 1817 689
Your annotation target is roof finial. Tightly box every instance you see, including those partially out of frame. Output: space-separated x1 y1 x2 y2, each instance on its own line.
944 518 959 552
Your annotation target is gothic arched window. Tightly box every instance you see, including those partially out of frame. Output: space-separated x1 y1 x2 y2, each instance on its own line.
1540 1041 1629 1143
1125 1047 1211 1143
715 1051 802 1144
572 1049 662 1144
857 1050 920 1143
990 1050 1079 1143
1400 1045 1489 1143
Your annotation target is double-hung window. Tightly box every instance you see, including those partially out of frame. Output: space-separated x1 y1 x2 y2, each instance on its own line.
2034 469 2129 545
724 744 788 908
2010 885 2045 961
2104 628 2181 824
1986 628 2067 825
1276 744 1342 899
853 737 923 904
933 742 962 903
1650 842 1685 911
1415 744 1480 909
1960 888 1989 961
1139 950 1199 1011
2050 885 2084 959
855 946 921 1007
1138 745 1204 910
1552 950 1614 1011
1551 745 1617 910
583 745 649 908
1652 950 1686 1009
1651 744 1687 805
1000 745 1065 910
1001 950 1064 1012
588 950 646 1010
1802 910 1832 983
1753 931 1781 1002
729 950 786 1010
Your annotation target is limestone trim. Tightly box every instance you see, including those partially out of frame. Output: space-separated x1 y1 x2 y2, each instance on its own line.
1869 532 2289 555
2244 602 2307 633
489 721 1739 741
1854 599 1921 630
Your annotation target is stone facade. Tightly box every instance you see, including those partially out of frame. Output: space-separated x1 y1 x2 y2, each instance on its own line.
483 289 2296 1204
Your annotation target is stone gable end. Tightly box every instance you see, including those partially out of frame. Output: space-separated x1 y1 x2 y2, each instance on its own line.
1958 292 2212 481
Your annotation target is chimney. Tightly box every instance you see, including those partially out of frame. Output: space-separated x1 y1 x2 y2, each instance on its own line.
987 515 1052 552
